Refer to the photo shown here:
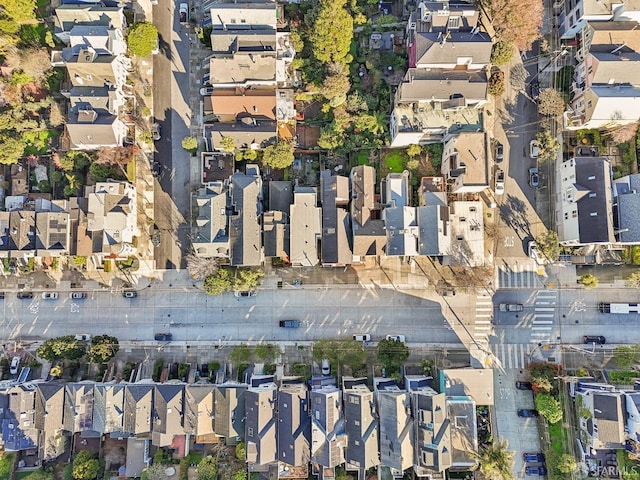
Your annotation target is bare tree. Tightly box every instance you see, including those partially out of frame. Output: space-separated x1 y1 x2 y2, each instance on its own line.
538 88 565 116
608 122 639 143
95 146 139 165
186 254 220 280
482 0 543 51
510 63 528 92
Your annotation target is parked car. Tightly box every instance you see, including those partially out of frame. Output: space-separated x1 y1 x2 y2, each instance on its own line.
353 334 371 342
10 356 19 375
386 335 406 342
200 86 214 96
75 334 91 341
525 466 547 476
495 169 505 195
42 292 58 300
234 290 256 298
151 229 161 247
516 381 533 390
528 240 543 264
495 142 504 162
151 162 162 177
179 3 188 24
321 359 330 375
279 320 300 328
523 452 546 463
122 291 137 298
517 409 539 417
151 123 161 141
155 333 172 341
584 335 606 344
0 292 4 299
499 303 523 312
530 81 541 101
529 167 539 188
70 292 87 299
17 292 33 299
529 140 539 159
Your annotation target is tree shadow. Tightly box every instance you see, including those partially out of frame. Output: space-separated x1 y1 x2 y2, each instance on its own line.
499 194 533 241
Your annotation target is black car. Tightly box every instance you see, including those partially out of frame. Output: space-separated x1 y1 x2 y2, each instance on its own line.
584 335 606 344
151 162 162 177
495 142 504 162
155 333 172 341
516 381 533 390
530 81 541 101
0 292 4 299
517 409 539 418
17 292 33 299
122 291 137 298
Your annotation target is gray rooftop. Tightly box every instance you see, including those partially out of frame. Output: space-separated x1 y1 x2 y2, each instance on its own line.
320 171 352 265
214 383 248 439
378 391 413 473
350 165 376 227
229 165 263 266
413 32 491 67
268 181 293 214
289 187 321 267
310 386 345 468
152 384 185 447
245 385 278 466
277 383 311 467
397 69 488 103
613 173 640 242
344 387 379 474
574 157 615 244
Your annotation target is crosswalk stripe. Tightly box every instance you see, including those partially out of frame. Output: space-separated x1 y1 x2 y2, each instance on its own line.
475 326 491 330
535 307 555 312
533 313 554 318
533 320 554 324
532 326 552 330
536 301 553 305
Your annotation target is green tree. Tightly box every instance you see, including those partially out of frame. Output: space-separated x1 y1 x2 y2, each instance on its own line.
535 393 562 424
89 162 120 182
72 450 100 480
538 88 565 116
88 335 120 363
627 271 640 288
203 268 233 295
243 149 258 161
491 41 514 66
182 136 198 152
37 336 86 362
0 134 25 164
472 438 515 480
554 453 577 474
488 70 505 96
233 268 264 292
232 472 247 480
579 273 598 288
377 338 410 371
613 344 640 369
219 136 235 152
197 456 218 480
230 345 252 365
536 130 560 164
141 463 166 480
235 442 246 461
262 142 294 169
0 0 37 34
406 158 419 170
255 343 278 361
50 364 63 377
22 469 55 480
313 339 367 371
320 62 350 101
127 22 158 57
407 144 422 158
308 0 353 63
535 230 560 262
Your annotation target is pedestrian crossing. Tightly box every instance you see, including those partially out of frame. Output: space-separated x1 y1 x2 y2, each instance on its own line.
474 294 493 345
497 264 543 289
531 289 558 343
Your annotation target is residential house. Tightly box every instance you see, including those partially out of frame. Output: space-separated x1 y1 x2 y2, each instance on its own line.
229 165 263 266
447 201 485 266
35 383 66 461
613 173 640 243
417 178 450 256
277 383 311 471
123 384 154 437
204 122 278 151
383 205 420 256
54 5 126 44
310 385 346 476
411 391 452 476
343 381 379 478
63 383 95 435
209 3 277 31
0 211 36 260
0 385 39 452
184 385 216 443
262 210 288 259
320 171 352 266
245 383 278 468
378 391 413 474
555 156 615 245
409 1 480 35
558 0 640 39
567 84 640 130
35 211 71 257
204 89 277 123
447 396 478 470
289 187 321 267
381 171 410 208
213 382 248 441
65 107 127 150
93 384 125 435
350 166 385 261
192 182 230 259
409 32 491 70
441 132 489 193
439 368 494 406
578 390 626 451
152 384 185 448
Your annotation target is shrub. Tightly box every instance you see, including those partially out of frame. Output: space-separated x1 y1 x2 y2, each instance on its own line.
491 41 514 66
488 71 505 96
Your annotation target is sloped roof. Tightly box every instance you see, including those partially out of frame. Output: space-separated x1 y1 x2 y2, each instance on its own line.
414 32 491 66
277 383 310 467
320 172 352 265
229 165 263 266
350 165 375 227
574 156 615 244
398 69 488 103
289 187 321 267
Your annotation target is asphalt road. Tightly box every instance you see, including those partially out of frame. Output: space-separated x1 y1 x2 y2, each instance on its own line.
153 2 191 270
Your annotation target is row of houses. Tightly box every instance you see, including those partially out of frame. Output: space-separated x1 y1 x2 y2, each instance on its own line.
0 368 490 479
0 177 138 263
49 4 132 150
192 163 487 267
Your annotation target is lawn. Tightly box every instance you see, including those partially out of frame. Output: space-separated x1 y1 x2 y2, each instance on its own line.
632 245 640 264
356 150 369 165
126 157 136 183
547 422 565 455
384 150 405 173
608 370 639 384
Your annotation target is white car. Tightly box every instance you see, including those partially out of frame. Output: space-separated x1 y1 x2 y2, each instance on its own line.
42 292 58 300
179 3 188 24
234 290 256 298
10 356 19 375
75 334 91 341
527 240 544 264
386 335 406 343
321 359 330 375
495 169 505 195
529 140 539 159
200 86 214 96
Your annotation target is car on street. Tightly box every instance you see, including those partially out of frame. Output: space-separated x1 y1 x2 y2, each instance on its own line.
151 123 161 141
529 140 539 159
529 167 539 188
517 409 539 417
234 290 256 298
151 162 162 177
122 291 137 298
10 357 19 375
495 142 504 162
523 452 546 463
279 320 300 328
386 335 406 342
516 381 533 390
0 293 4 299
42 292 58 300
200 86 214 96
353 334 371 342
70 292 87 299
179 3 188 24
495 169 505 195
155 333 172 341
584 335 606 344
75 334 91 341
527 240 543 264
530 81 541 102
499 303 523 312
17 292 33 299
321 359 330 375
151 229 161 247
525 466 547 476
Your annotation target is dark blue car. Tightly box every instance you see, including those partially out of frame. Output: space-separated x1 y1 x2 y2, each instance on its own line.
518 409 539 418
525 465 547 475
523 453 545 463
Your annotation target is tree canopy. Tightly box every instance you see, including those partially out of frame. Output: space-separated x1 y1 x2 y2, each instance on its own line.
308 0 353 63
182 136 198 152
262 142 294 169
0 0 37 34
579 273 598 288
127 22 158 57
233 269 264 292
72 450 100 480
230 344 252 364
21 470 55 480
535 230 560 262
203 268 233 295
219 136 236 152
538 88 565 116
313 339 367 370
37 336 86 362
535 393 563 424
490 41 514 66
88 335 120 363
473 438 515 480
377 338 410 371
197 456 218 480
482 0 542 51
627 272 640 289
